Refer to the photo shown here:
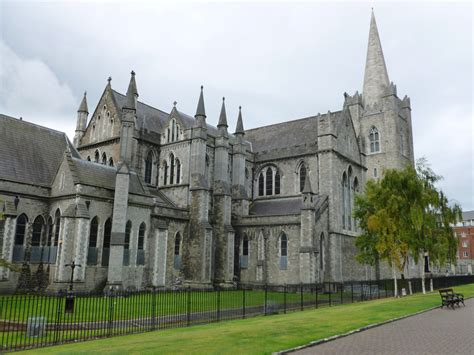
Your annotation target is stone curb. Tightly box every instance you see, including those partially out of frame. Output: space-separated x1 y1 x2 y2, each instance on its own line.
274 295 472 355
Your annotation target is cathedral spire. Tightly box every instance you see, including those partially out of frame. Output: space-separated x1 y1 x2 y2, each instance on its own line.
77 91 88 113
302 173 313 194
124 71 138 110
195 85 206 118
362 10 390 106
217 97 228 127
235 106 244 135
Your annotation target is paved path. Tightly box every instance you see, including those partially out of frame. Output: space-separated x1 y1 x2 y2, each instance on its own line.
292 298 473 355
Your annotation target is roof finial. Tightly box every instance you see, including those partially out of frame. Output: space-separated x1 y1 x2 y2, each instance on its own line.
107 76 112 83
173 101 177 107
302 172 313 194
235 106 244 135
218 96 228 128
123 70 138 110
195 85 206 119
78 91 89 113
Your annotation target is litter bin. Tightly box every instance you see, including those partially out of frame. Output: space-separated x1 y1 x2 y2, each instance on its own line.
27 317 46 337
401 288 407 297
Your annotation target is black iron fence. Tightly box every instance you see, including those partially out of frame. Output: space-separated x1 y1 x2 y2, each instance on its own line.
1 275 473 352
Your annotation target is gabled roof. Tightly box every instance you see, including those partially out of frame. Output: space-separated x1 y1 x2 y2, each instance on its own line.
249 197 302 216
0 114 80 187
244 114 324 153
66 156 148 195
111 90 218 136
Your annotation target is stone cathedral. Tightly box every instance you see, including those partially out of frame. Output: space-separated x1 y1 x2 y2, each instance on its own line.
0 12 416 292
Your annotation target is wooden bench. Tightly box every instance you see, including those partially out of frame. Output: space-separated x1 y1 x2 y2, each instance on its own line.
439 288 465 309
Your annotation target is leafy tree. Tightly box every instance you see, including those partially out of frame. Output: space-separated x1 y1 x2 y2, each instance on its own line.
354 159 461 296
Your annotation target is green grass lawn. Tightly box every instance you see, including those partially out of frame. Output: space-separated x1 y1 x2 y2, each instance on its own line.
14 283 474 355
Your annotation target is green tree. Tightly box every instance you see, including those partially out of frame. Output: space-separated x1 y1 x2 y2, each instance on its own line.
354 159 461 296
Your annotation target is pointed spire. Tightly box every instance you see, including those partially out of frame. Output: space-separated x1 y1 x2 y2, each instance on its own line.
77 91 88 113
218 97 228 127
124 71 138 110
302 173 313 194
235 106 244 135
362 10 390 106
195 85 206 118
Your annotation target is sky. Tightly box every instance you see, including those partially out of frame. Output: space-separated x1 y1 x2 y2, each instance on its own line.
0 0 472 210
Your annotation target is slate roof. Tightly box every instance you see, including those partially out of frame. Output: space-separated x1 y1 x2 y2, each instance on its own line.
462 210 474 221
249 197 302 216
0 114 80 186
68 157 147 195
112 90 218 136
244 114 321 153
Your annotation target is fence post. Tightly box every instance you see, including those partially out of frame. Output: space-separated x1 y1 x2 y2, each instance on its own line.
351 282 354 303
54 291 63 344
242 287 246 319
300 283 303 311
264 284 268 315
284 284 287 314
108 289 114 337
217 286 221 322
152 289 157 330
360 281 364 301
369 279 372 299
340 282 343 304
315 283 318 309
329 282 332 306
186 287 191 326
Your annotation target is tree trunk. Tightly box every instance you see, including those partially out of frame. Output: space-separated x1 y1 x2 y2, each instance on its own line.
392 265 398 297
430 277 434 292
420 253 426 294
408 280 413 295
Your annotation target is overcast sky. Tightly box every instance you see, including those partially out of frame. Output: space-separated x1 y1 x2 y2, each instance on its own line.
0 0 472 210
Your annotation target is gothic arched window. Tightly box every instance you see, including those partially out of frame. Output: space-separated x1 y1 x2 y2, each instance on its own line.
299 164 307 193
275 170 281 195
341 172 347 229
102 218 112 267
144 151 153 184
265 168 273 196
94 150 100 163
258 173 264 196
169 153 175 185
13 214 28 262
174 233 181 270
163 161 168 185
45 217 54 263
353 178 359 231
54 209 61 247
347 167 353 231
176 158 181 184
369 127 380 153
240 234 249 269
280 232 288 270
102 152 107 165
108 158 114 167
137 222 146 265
88 217 99 265
123 221 132 266
30 215 44 262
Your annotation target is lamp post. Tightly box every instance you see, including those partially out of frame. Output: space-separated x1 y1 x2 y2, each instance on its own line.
65 260 81 291
64 260 81 314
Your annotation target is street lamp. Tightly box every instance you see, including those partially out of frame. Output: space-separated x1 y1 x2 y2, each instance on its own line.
64 260 81 314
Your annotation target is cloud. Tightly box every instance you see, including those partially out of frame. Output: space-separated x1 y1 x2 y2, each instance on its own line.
0 40 76 136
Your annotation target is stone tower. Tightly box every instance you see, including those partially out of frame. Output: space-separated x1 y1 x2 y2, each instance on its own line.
232 107 249 216
352 11 415 180
107 71 138 287
212 98 235 285
73 92 89 147
184 86 213 286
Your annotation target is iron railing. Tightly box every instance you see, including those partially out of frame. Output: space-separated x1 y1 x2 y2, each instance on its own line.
0 275 473 352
